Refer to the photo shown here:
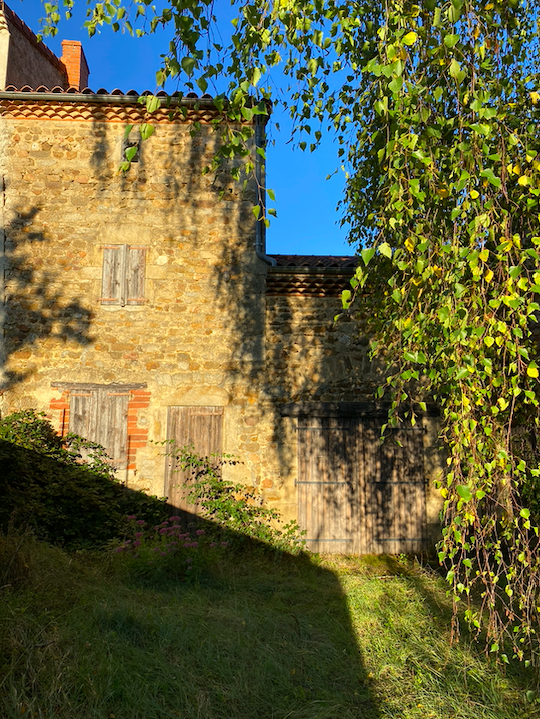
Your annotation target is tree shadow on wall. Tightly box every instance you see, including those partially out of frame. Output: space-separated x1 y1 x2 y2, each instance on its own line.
1 201 94 390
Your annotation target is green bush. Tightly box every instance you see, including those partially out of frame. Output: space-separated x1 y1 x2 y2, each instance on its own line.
0 410 168 549
166 444 306 554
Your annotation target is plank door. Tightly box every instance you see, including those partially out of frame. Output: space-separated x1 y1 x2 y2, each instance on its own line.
165 406 223 512
297 416 427 554
362 420 427 554
69 388 129 469
297 417 363 553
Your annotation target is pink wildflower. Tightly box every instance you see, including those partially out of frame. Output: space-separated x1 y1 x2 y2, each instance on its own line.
209 543 217 548
170 516 181 521
126 515 137 520
159 528 168 535
196 529 205 536
191 541 199 548
136 520 146 526
221 542 229 547
135 532 143 539
114 547 124 553
133 541 141 548
186 557 193 563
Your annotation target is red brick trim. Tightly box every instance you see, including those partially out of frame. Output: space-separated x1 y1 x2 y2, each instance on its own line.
126 389 150 470
49 391 70 436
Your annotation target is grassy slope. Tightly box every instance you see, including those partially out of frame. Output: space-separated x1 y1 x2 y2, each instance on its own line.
0 535 538 719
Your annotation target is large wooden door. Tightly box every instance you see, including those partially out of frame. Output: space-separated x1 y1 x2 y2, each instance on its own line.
297 416 426 554
165 406 223 512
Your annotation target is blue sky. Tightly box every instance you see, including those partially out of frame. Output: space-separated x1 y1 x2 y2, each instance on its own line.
13 0 354 256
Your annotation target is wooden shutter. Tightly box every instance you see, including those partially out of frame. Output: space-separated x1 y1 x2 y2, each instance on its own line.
165 406 223 513
97 390 130 469
69 388 129 469
101 247 124 305
101 245 146 306
126 247 146 305
69 391 98 441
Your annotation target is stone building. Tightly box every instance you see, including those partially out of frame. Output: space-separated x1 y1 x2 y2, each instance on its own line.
0 4 442 553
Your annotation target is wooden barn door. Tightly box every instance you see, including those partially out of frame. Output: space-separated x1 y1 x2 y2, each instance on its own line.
165 406 223 512
297 415 426 554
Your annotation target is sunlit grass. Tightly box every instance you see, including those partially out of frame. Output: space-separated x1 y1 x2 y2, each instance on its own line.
0 534 537 719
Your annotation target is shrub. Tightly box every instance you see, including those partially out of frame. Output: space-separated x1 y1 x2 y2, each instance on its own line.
166 444 306 554
0 410 168 549
112 514 229 584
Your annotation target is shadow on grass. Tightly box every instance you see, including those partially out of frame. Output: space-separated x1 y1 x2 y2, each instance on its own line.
0 438 380 718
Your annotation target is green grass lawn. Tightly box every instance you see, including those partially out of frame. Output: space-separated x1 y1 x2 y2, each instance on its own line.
1 533 538 719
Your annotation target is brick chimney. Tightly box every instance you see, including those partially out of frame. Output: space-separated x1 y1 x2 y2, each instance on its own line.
60 40 89 90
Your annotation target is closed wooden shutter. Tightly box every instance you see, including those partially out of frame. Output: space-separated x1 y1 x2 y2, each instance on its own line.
101 245 146 306
98 390 130 469
69 391 98 441
101 247 124 305
297 415 427 554
69 388 129 469
165 406 223 512
126 247 146 305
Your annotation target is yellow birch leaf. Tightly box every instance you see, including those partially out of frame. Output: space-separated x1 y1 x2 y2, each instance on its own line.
405 237 415 252
527 366 539 378
485 268 494 282
518 175 530 186
402 31 418 46
531 91 540 104
470 189 479 199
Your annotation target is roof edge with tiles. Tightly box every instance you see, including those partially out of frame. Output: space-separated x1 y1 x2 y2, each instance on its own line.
266 255 357 297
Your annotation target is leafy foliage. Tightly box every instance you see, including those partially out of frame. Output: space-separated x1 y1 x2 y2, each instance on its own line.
0 410 168 548
167 444 305 553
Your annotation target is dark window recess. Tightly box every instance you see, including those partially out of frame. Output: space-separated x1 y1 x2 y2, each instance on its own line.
101 244 146 306
164 406 223 512
69 387 130 469
122 137 140 163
